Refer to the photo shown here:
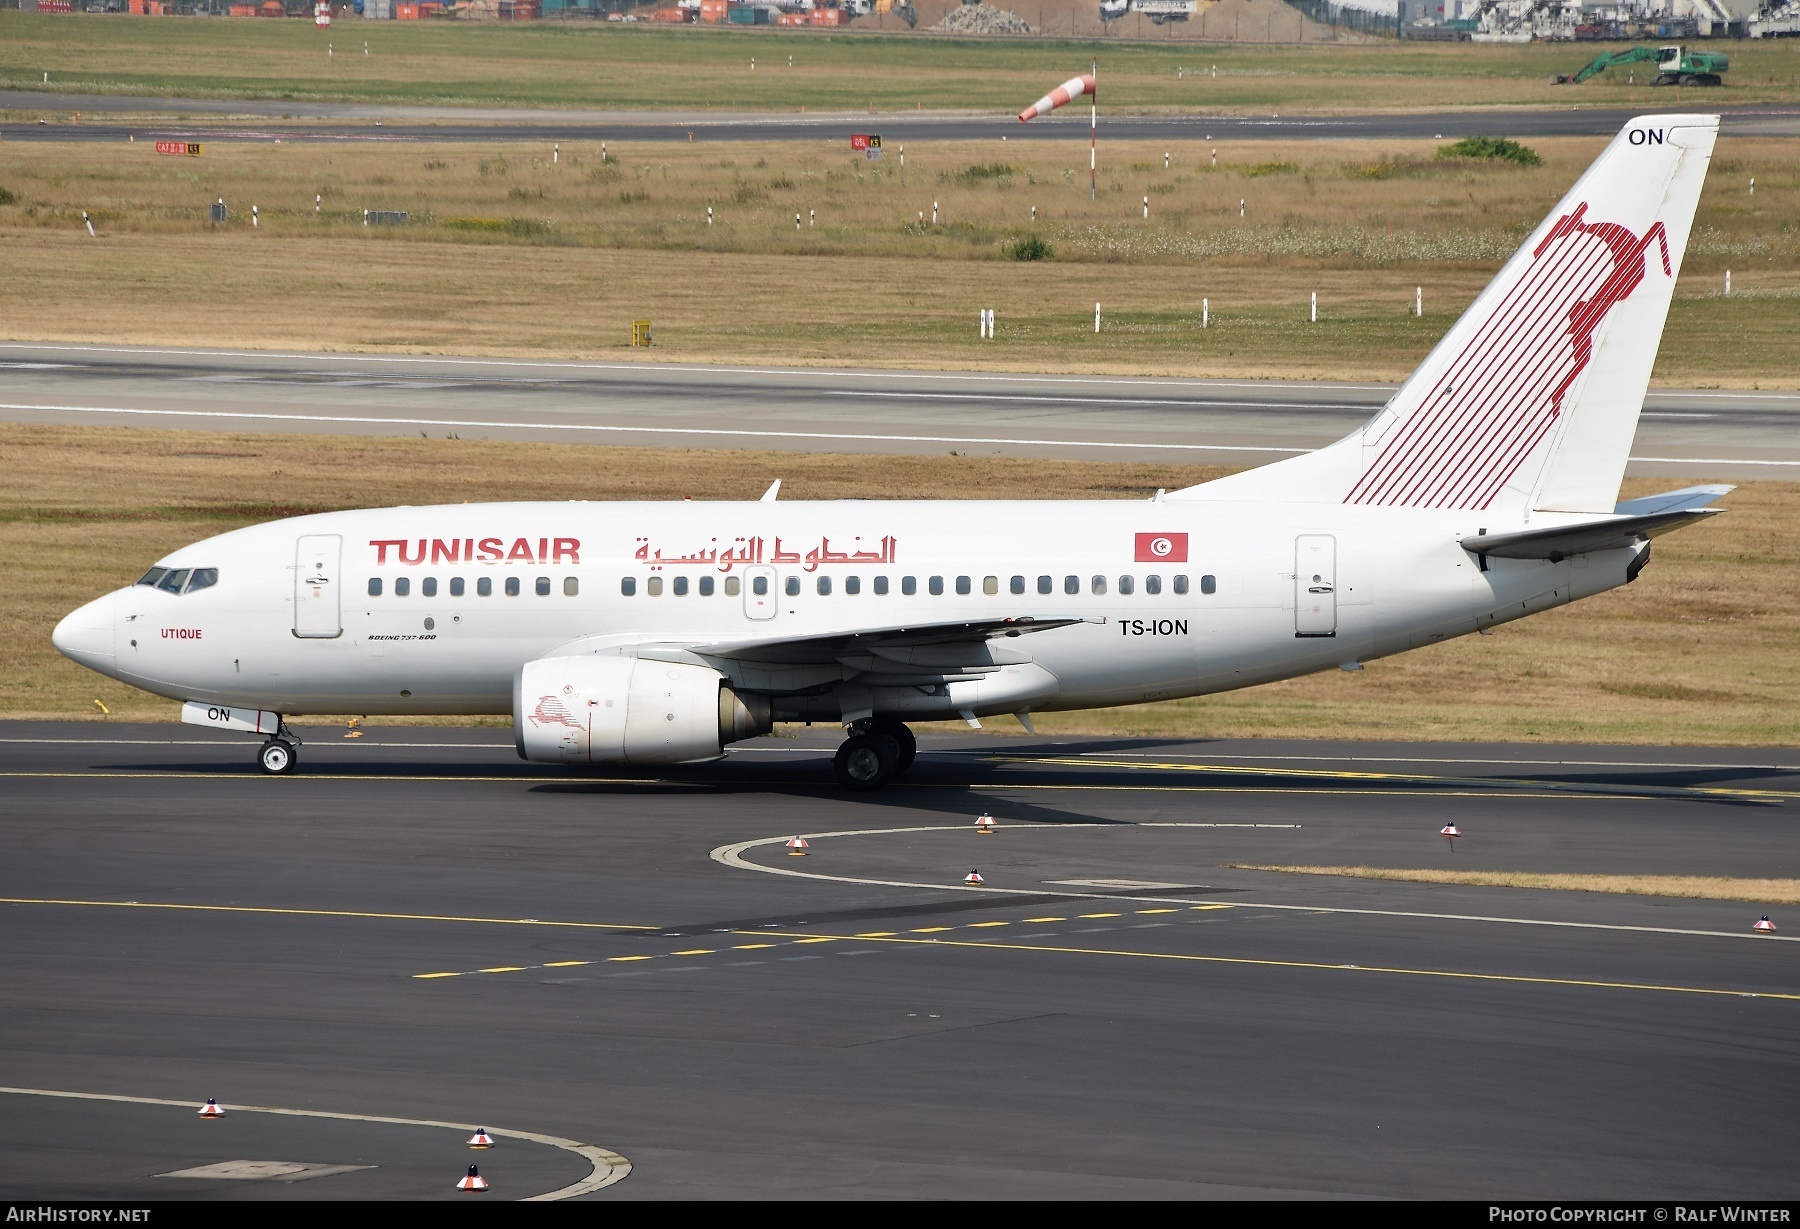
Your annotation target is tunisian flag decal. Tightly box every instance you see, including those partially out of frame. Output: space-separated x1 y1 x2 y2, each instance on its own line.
1134 532 1188 562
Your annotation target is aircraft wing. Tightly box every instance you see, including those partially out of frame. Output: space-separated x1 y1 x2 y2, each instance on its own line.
1461 485 1732 561
676 616 1086 666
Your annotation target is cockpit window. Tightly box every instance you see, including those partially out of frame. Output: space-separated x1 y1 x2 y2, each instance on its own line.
137 566 218 594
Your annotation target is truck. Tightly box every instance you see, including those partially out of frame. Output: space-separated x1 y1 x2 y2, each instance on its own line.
1099 0 1197 23
1555 44 1729 86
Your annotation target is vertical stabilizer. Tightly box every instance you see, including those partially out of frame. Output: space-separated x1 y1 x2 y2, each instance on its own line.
1175 115 1717 516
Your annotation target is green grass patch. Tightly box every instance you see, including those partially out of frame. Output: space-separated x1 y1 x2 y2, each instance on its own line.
1437 136 1544 166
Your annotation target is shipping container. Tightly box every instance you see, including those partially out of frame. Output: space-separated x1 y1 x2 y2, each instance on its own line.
650 5 694 18
698 0 727 21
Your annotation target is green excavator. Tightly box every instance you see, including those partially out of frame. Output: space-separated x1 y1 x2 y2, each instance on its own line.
1555 45 1729 87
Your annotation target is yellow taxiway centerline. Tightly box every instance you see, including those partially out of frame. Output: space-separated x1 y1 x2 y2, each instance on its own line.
738 930 1800 1002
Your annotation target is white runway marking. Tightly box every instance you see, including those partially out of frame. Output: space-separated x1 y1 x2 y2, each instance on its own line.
8 400 1798 465
0 1086 631 1199
0 341 1398 393
0 401 1310 455
710 826 1799 945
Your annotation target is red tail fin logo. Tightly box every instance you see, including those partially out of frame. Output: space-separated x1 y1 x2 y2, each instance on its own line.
1346 202 1670 511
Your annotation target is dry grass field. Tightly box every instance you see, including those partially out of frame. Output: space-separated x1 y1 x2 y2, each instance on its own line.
2 135 1798 382
3 13 1799 112
1237 867 1800 905
6 424 1794 745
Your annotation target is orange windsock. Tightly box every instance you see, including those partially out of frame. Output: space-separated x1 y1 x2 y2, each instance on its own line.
1019 74 1095 122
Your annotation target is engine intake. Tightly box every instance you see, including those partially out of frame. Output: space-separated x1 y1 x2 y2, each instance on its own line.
514 655 770 765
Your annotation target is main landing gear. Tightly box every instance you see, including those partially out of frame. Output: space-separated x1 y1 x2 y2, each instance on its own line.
257 721 301 776
832 717 917 791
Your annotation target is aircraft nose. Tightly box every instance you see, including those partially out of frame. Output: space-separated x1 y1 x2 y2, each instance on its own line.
52 591 117 672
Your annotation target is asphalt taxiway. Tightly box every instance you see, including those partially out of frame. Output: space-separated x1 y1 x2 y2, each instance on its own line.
2 723 1796 1199
4 342 1795 478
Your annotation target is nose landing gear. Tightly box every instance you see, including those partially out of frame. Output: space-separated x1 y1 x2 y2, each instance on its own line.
832 718 918 790
257 720 302 775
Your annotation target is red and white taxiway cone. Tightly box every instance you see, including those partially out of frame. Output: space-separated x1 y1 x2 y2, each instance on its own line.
197 1098 225 1119
457 1164 489 1192
1440 823 1462 839
467 1128 494 1149
974 814 997 835
1754 915 1777 934
964 869 985 886
785 836 810 856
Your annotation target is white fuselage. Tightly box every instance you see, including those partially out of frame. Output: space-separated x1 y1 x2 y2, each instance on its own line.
53 498 1639 722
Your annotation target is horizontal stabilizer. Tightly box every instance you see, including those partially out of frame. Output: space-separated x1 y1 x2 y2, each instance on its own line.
1462 485 1731 560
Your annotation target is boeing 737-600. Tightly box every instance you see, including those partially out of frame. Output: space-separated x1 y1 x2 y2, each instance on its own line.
53 115 1730 788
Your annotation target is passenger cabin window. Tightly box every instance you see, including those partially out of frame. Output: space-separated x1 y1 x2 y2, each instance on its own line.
983 576 998 596
1091 575 1107 596
902 576 917 596
751 576 768 596
536 576 551 597
647 577 664 596
1064 575 1079 595
564 577 580 597
621 577 637 597
785 576 801 597
186 568 218 594
368 578 383 597
724 576 741 597
1201 574 1217 595
816 576 832 596
699 576 715 597
955 576 971 596
1118 575 1134 595
1145 574 1162 595
1173 575 1190 595
874 576 889 595
450 577 465 597
845 576 861 596
1010 576 1025 596
673 576 688 596
1038 575 1053 595
505 577 520 597
422 577 438 598
929 576 945 596
478 577 493 597
395 577 410 597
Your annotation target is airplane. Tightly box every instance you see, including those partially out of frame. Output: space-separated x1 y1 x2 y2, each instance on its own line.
54 114 1729 790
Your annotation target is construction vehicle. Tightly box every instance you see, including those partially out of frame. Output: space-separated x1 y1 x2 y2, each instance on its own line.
1100 0 1196 23
1555 45 1729 87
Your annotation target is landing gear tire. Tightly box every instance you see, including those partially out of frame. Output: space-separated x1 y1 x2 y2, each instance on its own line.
258 739 297 775
834 732 897 791
868 717 917 774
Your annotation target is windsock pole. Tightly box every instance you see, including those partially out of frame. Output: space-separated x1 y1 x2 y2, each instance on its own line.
1090 58 1097 202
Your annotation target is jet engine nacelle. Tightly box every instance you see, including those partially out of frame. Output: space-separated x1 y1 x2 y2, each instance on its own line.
513 654 771 765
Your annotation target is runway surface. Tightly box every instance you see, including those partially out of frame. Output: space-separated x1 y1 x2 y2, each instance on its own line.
2 722 1797 1199
3 341 1795 478
6 95 1800 145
